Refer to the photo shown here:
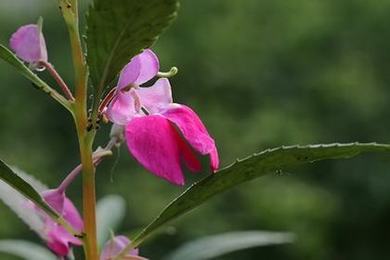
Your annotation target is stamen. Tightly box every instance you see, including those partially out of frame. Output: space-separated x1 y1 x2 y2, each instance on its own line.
130 90 142 113
122 83 137 92
98 87 117 113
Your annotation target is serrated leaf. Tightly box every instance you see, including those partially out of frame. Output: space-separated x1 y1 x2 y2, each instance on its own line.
97 195 126 246
164 231 295 260
131 143 390 246
86 0 179 96
0 159 60 222
0 240 56 260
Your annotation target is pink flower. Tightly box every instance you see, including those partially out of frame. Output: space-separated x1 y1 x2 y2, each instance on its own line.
10 23 48 66
106 50 219 185
40 189 83 256
105 49 162 125
100 236 145 260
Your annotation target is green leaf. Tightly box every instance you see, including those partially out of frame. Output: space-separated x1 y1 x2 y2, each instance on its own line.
86 0 179 95
0 240 56 260
0 45 48 89
0 45 70 110
0 159 59 219
97 195 126 246
164 231 294 260
132 143 390 246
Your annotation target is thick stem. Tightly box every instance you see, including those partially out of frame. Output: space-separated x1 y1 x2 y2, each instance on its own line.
78 135 98 260
59 0 98 259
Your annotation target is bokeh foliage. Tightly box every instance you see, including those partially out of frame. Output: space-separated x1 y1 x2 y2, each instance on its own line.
1 0 390 259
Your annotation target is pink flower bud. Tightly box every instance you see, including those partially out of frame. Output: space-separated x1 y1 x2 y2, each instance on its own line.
9 24 48 65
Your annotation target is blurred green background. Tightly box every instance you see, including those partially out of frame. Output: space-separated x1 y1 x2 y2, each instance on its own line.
1 0 390 259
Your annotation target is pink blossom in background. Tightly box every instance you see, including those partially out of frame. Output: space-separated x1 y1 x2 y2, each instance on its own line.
105 49 219 185
40 189 83 256
100 235 145 260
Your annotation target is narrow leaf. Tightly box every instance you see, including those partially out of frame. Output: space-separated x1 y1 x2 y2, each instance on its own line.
10 166 48 192
0 240 56 260
165 231 295 260
0 159 59 219
0 44 48 89
132 143 390 246
0 161 79 236
0 168 47 239
86 0 179 95
97 195 126 246
0 44 70 109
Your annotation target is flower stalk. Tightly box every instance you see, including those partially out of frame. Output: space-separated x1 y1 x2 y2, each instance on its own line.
39 61 75 101
57 149 113 193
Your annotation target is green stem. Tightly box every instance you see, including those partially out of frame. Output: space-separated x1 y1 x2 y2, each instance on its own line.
77 131 98 260
58 0 98 259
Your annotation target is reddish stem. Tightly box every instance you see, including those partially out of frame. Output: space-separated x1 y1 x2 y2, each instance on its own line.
57 138 118 193
40 61 75 101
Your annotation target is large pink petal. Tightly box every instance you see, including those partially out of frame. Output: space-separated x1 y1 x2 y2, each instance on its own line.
117 49 159 89
162 104 220 171
106 91 139 125
125 115 185 185
10 24 47 63
136 78 172 113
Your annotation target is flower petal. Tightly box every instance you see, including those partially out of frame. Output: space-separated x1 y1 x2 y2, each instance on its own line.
210 148 220 172
106 91 139 125
62 198 83 232
136 78 172 113
40 191 82 256
177 135 202 173
10 24 47 63
118 49 159 89
46 227 70 256
41 189 65 213
117 58 141 90
100 236 139 260
46 222 81 256
163 104 220 171
133 49 159 85
125 115 185 185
